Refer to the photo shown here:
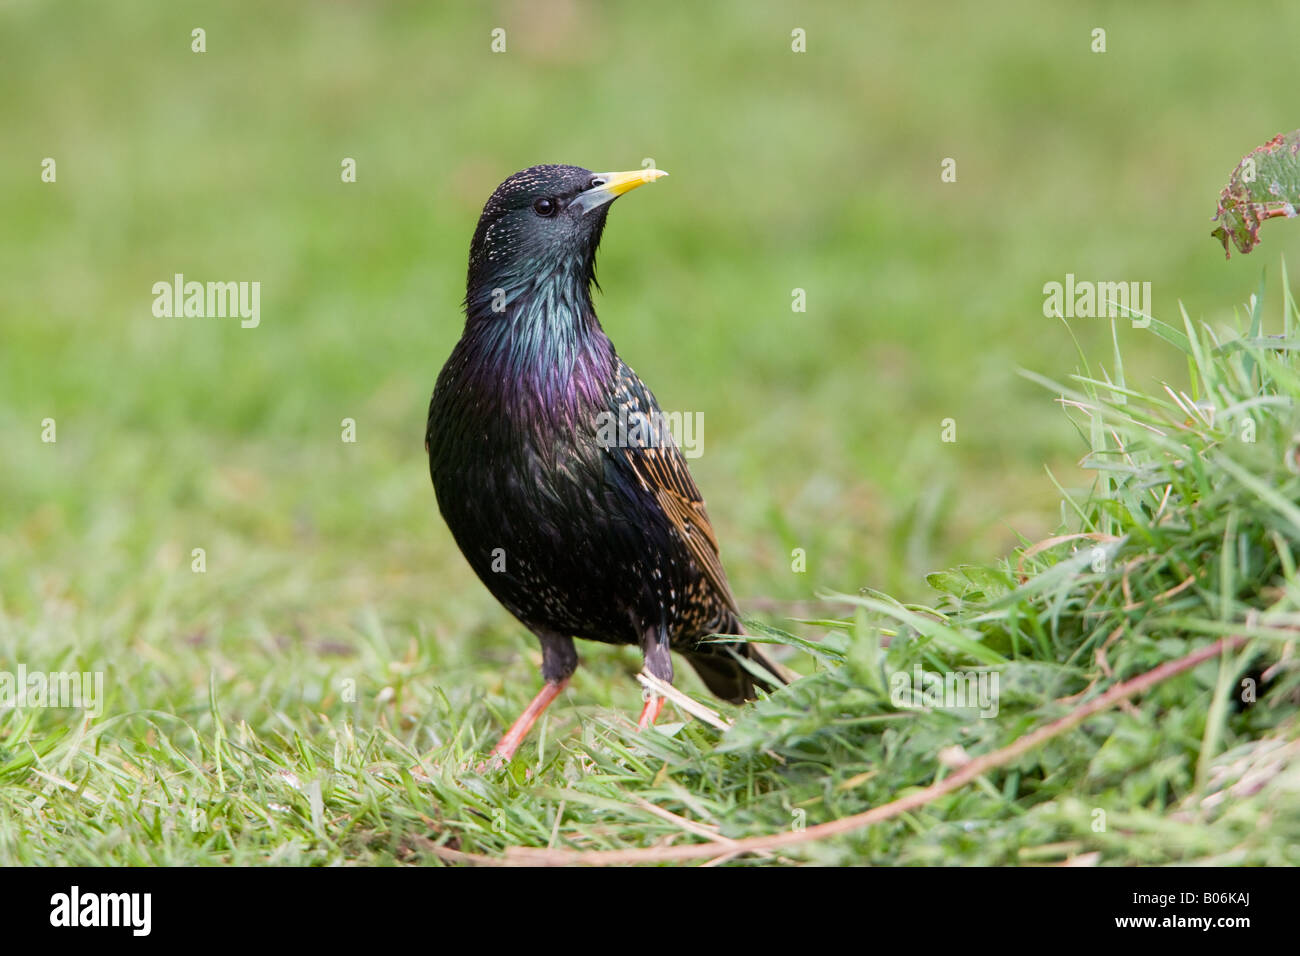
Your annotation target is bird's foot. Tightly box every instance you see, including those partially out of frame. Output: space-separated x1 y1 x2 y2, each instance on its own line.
479 678 569 768
637 693 665 731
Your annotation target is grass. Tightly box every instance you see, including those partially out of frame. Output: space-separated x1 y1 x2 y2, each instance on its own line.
4 293 1300 865
5 2 1300 864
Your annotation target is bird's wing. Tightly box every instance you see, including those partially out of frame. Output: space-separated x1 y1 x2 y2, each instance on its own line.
607 361 740 616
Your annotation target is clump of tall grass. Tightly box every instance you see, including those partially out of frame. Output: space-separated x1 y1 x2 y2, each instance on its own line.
678 277 1300 865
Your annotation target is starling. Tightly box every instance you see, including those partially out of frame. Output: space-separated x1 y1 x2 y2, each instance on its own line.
426 164 784 761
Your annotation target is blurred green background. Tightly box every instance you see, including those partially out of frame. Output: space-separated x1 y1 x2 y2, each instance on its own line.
3 1 1299 703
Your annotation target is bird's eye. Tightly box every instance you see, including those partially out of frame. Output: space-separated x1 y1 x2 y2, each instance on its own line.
587 177 607 190
532 197 557 217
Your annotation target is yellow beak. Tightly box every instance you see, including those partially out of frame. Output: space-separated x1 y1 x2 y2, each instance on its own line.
593 168 669 198
571 168 669 215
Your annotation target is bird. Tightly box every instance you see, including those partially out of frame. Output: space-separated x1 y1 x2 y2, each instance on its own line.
426 164 785 762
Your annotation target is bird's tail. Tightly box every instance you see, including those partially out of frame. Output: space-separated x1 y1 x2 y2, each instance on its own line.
685 619 788 704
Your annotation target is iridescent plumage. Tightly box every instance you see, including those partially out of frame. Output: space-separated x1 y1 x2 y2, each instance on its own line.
426 165 782 757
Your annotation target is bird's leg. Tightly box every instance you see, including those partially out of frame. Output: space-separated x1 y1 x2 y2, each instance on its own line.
637 691 665 730
638 627 673 731
487 630 577 763
490 678 568 761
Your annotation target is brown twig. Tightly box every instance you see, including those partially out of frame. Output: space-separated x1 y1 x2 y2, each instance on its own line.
1122 572 1197 612
427 844 510 866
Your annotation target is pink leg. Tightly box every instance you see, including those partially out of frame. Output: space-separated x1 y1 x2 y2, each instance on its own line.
637 694 665 730
490 678 569 761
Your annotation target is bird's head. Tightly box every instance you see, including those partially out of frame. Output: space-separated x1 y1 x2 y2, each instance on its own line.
465 164 668 309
